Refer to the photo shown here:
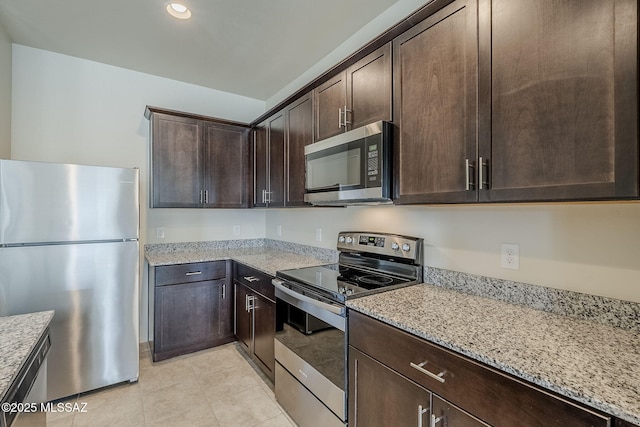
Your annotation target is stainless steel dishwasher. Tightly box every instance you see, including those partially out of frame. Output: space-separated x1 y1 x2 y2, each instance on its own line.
1 331 50 427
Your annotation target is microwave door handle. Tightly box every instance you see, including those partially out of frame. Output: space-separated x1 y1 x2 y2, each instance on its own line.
272 279 344 315
306 183 342 193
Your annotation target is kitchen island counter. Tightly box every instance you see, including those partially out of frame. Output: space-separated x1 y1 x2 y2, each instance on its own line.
347 284 640 426
0 311 54 403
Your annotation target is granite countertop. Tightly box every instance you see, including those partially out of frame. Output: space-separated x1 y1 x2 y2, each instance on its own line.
145 244 334 276
0 311 55 402
346 284 640 426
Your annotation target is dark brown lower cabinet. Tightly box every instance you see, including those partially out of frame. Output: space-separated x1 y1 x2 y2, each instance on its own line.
349 347 488 427
349 311 613 427
233 263 276 381
349 347 431 427
151 261 233 362
252 293 275 376
234 282 252 351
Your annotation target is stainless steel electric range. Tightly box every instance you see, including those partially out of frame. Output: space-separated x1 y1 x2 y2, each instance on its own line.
272 232 424 427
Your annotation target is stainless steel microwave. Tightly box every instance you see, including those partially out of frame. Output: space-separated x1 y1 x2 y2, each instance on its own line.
304 121 392 206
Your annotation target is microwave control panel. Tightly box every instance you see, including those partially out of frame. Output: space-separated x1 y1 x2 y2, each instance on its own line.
365 137 382 187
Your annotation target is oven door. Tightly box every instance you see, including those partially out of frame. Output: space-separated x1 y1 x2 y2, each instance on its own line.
273 279 347 427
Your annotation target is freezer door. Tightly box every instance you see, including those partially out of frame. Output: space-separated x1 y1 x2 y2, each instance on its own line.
0 241 139 401
0 160 139 244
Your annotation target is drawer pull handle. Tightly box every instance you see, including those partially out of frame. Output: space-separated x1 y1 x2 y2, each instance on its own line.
410 361 446 383
243 276 260 282
185 271 202 276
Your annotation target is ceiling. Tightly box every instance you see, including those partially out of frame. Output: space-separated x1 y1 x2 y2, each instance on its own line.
0 0 399 101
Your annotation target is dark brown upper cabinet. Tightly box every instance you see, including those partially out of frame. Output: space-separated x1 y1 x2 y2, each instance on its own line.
285 93 314 206
393 0 478 204
254 110 286 207
146 107 250 208
314 43 392 141
202 121 251 207
477 0 638 202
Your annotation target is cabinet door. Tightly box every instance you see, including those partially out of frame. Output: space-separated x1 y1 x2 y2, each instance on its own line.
393 0 478 204
234 282 252 352
286 93 313 206
202 121 250 208
432 395 490 427
347 42 392 130
479 0 638 201
253 123 268 207
154 279 227 360
349 347 431 427
150 113 203 207
315 72 347 141
268 112 286 207
252 293 275 380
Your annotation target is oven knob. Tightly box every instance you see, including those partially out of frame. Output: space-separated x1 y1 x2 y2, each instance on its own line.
346 288 354 296
391 242 400 251
338 236 346 243
346 236 353 244
402 243 411 252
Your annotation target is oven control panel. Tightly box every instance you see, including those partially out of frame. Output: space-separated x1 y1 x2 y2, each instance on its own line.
337 232 423 262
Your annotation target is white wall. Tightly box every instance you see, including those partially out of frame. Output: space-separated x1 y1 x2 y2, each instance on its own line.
11 44 267 246
266 203 640 303
266 0 429 109
0 22 11 158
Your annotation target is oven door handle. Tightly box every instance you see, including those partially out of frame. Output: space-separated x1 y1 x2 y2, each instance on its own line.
272 279 345 316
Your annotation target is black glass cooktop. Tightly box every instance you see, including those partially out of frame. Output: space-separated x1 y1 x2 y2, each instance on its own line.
276 264 413 302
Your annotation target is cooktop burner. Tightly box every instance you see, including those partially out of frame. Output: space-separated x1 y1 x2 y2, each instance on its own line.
337 266 407 289
358 275 394 286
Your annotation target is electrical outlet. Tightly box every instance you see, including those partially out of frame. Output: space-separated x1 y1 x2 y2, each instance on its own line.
276 225 282 236
156 227 165 239
233 225 241 236
501 243 520 270
315 228 322 242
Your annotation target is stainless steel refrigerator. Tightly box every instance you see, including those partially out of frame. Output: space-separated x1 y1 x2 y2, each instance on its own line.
0 159 140 401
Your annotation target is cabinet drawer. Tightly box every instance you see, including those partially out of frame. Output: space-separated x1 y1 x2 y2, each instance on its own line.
349 311 611 427
233 262 274 301
155 261 226 286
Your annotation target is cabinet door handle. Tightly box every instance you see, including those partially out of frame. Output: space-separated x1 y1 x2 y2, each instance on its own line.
338 107 343 128
185 271 202 276
417 404 429 427
410 361 446 383
245 294 249 311
479 157 489 190
247 295 255 311
430 414 442 427
343 105 351 127
221 284 226 299
199 190 204 204
465 158 475 191
204 190 209 204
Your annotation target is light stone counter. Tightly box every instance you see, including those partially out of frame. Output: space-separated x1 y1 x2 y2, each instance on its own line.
145 239 338 276
0 311 54 402
346 284 640 426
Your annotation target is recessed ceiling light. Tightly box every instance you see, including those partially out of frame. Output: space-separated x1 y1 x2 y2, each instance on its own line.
166 3 191 19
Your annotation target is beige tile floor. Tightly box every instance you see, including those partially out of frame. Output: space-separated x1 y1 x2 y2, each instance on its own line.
46 343 296 427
